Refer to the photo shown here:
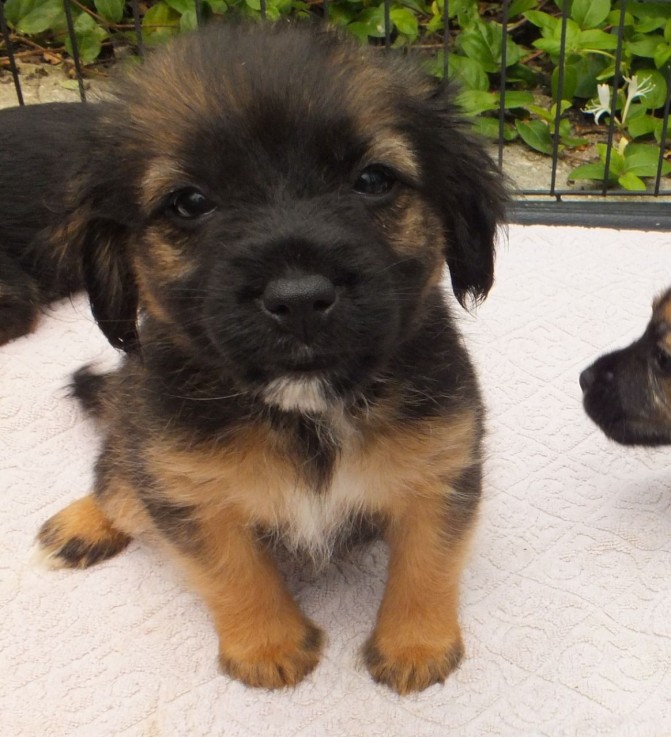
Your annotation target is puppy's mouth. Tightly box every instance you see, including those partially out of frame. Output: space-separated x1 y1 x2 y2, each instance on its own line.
280 356 338 374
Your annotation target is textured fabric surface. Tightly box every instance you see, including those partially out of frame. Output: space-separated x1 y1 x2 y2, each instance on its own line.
2 224 670 737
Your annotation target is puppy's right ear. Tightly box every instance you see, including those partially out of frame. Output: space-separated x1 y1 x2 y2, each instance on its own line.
82 220 140 353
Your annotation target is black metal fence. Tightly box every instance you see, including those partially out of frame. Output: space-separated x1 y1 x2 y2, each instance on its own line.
1 0 670 229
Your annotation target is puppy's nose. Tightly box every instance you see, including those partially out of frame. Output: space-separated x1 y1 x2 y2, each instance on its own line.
579 366 595 393
261 274 337 342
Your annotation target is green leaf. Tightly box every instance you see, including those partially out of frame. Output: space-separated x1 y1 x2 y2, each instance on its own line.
456 89 497 115
447 54 489 91
560 135 588 148
626 33 665 59
552 63 577 101
617 172 646 190
142 1 180 41
571 0 610 29
506 62 538 86
654 119 671 144
654 43 671 69
64 12 107 64
574 55 609 97
636 69 667 110
627 2 671 21
623 143 671 176
577 29 618 50
458 21 499 73
3 0 41 26
634 17 666 33
526 103 553 122
164 0 196 13
354 6 387 38
206 0 228 13
180 7 198 30
15 0 64 34
666 18 671 43
515 120 554 155
628 114 657 139
94 0 124 23
472 117 517 141
569 162 611 181
524 10 558 34
509 0 537 18
389 7 418 39
502 90 534 108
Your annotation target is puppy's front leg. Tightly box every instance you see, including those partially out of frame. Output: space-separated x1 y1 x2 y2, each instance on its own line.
170 506 323 689
364 466 480 694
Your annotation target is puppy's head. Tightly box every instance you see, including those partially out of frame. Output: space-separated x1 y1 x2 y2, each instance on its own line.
580 287 671 445
78 23 506 409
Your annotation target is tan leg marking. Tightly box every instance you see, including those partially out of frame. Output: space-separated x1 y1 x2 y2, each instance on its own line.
37 495 131 569
364 491 472 694
172 507 323 689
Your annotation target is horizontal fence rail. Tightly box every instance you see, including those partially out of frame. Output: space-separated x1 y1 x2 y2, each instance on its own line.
1 0 670 229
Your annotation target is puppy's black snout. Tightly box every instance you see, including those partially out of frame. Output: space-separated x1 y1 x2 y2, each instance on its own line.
579 366 595 393
261 274 337 342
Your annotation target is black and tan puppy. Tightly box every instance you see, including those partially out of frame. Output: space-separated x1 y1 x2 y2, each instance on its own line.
0 102 103 344
580 287 671 445
36 22 506 693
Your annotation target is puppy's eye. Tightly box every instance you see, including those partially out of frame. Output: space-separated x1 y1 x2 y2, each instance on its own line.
354 165 397 198
655 345 671 375
168 187 215 220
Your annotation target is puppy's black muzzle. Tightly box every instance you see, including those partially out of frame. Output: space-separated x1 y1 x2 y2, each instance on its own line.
261 273 337 344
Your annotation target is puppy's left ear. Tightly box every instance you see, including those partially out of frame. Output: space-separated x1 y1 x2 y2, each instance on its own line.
82 220 140 353
412 81 508 307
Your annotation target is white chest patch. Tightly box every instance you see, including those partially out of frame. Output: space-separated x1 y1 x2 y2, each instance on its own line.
273 461 370 564
262 376 329 414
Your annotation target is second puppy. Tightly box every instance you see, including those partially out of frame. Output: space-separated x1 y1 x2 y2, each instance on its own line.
580 287 671 445
37 23 507 693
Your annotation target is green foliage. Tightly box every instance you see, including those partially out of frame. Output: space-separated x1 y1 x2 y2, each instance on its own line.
2 0 670 188
570 141 671 191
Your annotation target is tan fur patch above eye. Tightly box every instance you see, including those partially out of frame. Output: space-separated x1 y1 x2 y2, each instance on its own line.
141 159 189 214
366 136 420 182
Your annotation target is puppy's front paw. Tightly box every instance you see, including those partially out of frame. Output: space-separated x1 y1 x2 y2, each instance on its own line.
219 619 323 689
36 496 131 569
363 633 464 694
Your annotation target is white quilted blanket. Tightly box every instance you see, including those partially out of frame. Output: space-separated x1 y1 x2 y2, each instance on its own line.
2 224 670 737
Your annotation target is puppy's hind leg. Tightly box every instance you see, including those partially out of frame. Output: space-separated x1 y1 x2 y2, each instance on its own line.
0 251 41 345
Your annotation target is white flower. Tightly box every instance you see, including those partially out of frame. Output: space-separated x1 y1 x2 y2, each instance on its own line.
621 74 655 124
583 83 611 124
623 74 655 103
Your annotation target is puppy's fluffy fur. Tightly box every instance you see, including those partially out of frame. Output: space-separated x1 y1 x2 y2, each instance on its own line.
581 287 671 445
36 23 507 693
0 102 103 344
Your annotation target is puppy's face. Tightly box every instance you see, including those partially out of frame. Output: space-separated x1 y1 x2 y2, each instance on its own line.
580 287 671 445
80 24 505 409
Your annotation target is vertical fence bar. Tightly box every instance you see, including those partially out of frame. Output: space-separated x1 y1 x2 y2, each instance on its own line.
130 0 145 57
653 61 671 196
549 0 570 198
260 0 266 20
195 0 203 27
0 0 24 105
443 0 449 80
323 0 329 21
602 2 627 195
383 0 391 50
497 0 510 170
62 0 86 101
